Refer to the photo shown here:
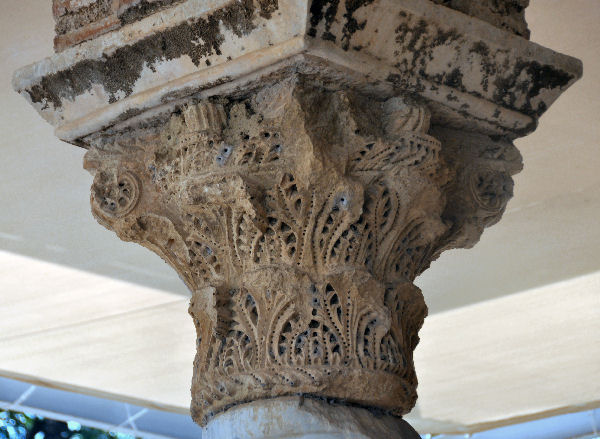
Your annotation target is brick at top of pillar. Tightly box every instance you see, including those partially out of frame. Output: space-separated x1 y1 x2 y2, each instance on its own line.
52 0 186 51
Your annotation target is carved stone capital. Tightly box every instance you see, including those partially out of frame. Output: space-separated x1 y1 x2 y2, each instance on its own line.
12 0 583 434
83 77 521 424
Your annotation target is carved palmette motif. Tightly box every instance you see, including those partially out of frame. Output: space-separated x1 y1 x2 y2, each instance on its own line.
84 79 521 424
190 269 426 421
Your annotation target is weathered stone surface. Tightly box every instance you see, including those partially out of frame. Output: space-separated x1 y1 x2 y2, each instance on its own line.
54 15 121 51
14 0 581 144
203 396 421 438
432 0 530 38
52 0 185 51
83 77 521 424
53 0 101 17
52 0 531 51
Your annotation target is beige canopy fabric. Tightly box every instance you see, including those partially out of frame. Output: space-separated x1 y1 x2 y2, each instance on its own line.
0 250 598 434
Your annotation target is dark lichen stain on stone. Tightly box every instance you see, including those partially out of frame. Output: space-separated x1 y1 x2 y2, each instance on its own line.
257 0 279 19
470 41 490 57
119 0 185 26
470 41 496 93
322 32 337 42
385 12 576 118
384 73 409 97
28 84 60 110
431 0 530 38
493 60 574 116
308 0 340 39
446 93 458 103
340 0 375 50
308 0 375 50
55 0 113 36
431 28 460 47
159 77 232 105
394 19 426 54
118 107 145 122
28 0 278 109
443 68 463 89
393 16 462 77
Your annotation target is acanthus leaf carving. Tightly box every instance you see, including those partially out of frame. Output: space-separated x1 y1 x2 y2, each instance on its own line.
83 76 522 425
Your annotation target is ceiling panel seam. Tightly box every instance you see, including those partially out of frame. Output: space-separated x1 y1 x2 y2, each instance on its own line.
0 298 188 342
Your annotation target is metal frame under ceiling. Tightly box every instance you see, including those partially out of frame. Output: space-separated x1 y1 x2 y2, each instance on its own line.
2 376 599 439
0 376 202 439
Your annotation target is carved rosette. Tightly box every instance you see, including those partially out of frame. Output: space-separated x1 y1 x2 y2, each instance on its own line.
83 77 522 425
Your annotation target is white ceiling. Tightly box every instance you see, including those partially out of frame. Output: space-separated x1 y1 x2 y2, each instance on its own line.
0 0 599 434
0 0 189 295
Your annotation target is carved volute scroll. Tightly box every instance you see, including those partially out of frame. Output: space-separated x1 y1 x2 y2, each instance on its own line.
83 77 522 425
